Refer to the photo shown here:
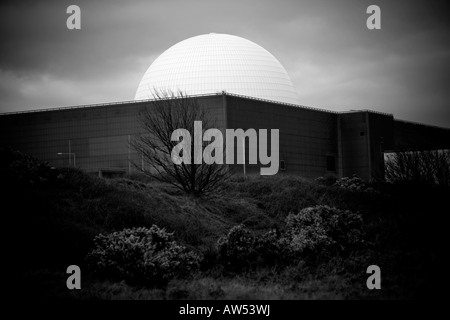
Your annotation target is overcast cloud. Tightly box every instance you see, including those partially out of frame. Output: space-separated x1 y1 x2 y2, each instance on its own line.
0 0 449 127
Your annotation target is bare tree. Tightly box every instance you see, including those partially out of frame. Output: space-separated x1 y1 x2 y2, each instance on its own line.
385 149 450 186
130 90 230 196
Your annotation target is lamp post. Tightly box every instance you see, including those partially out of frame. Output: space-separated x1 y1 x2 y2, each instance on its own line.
57 152 76 167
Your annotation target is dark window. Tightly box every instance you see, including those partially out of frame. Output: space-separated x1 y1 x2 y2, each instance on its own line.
326 155 336 172
360 131 365 136
280 160 286 171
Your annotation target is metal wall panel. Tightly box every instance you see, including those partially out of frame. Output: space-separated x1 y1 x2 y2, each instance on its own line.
225 95 338 178
0 95 225 174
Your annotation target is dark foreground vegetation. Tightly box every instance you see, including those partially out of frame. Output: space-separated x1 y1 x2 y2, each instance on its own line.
2 148 447 300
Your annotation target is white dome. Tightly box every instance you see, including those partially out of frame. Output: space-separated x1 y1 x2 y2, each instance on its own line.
135 33 299 105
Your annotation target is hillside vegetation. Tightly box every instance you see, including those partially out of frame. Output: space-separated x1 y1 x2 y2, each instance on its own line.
2 148 446 299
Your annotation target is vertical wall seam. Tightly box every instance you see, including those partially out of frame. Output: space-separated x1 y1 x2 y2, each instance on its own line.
366 112 372 180
337 114 343 178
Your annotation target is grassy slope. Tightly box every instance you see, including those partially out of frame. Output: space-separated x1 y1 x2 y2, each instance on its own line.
4 167 447 300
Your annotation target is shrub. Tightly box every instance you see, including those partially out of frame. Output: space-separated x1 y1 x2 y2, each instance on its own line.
385 150 450 186
255 229 288 266
0 147 57 185
285 205 365 256
334 175 376 194
56 167 112 198
217 226 291 269
216 225 257 270
315 174 337 186
86 225 200 286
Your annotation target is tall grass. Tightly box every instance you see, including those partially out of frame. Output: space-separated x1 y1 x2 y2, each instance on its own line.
3 149 447 299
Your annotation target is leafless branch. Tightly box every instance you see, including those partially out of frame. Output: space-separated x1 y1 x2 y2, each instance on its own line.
130 90 230 196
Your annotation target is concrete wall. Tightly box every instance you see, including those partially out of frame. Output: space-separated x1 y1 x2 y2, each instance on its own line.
367 112 395 180
393 120 450 151
338 110 450 181
338 112 372 180
225 95 338 178
338 111 395 181
0 95 225 174
1 93 448 180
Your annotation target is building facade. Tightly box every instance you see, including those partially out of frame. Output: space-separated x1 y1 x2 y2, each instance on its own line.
1 92 449 180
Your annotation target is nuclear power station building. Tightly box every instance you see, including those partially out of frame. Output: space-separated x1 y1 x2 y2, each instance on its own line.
1 33 449 180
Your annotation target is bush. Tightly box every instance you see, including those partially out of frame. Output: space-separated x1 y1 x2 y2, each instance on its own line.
217 226 291 269
86 225 200 286
315 174 337 186
285 205 365 256
216 225 257 270
56 167 112 198
385 150 450 186
217 205 366 269
255 229 289 266
334 175 376 194
0 147 57 185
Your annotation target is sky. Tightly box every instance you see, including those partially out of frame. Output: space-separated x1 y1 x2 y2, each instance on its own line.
0 0 449 127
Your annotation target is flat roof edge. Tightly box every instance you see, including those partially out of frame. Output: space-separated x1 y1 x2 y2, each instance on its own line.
0 92 338 116
1 93 447 130
394 118 450 131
